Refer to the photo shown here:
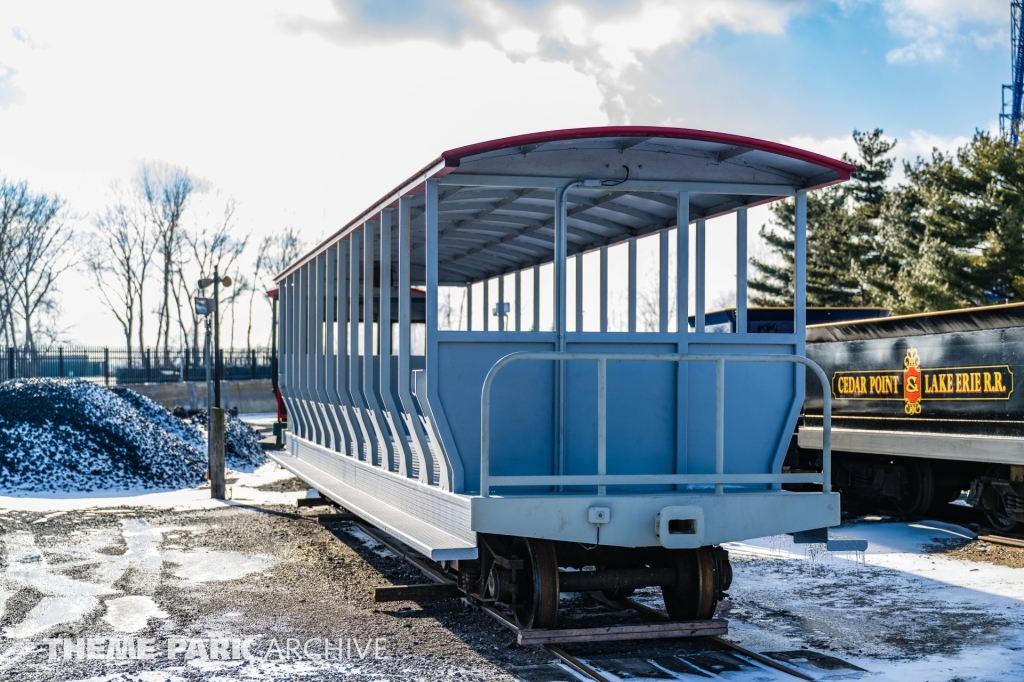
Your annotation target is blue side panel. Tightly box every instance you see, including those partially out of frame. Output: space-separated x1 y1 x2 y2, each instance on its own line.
565 342 677 492
685 344 797 480
437 341 556 493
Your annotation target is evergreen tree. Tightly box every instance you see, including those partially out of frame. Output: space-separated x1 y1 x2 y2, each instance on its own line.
749 129 897 307
880 132 1024 312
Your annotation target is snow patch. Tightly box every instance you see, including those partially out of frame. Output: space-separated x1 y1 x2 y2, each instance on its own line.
102 595 168 632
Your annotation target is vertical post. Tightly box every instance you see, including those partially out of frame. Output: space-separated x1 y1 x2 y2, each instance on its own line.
575 253 583 333
145 349 152 383
627 237 637 333
103 347 109 386
597 357 607 496
695 219 706 333
337 239 362 457
599 246 608 333
822 372 832 494
209 406 226 500
204 318 212 429
271 292 278 395
7 347 14 380
795 191 809 493
736 208 748 334
322 245 341 452
364 220 393 470
398 195 434 482
250 348 256 379
532 265 540 332
483 278 490 332
514 270 521 331
555 187 568 349
58 346 64 378
677 192 690 332
213 267 221 408
379 208 411 475
497 275 505 332
715 358 725 495
350 230 371 460
424 177 457 490
794 192 807 344
659 230 669 332
555 183 579 482
183 347 189 382
466 284 473 331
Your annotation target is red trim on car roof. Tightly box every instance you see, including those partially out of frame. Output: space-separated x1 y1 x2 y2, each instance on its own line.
442 126 857 178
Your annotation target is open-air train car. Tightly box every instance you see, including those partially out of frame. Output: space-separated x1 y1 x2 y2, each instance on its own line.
271 127 855 628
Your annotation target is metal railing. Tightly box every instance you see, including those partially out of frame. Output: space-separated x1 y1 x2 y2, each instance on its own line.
1 346 276 386
480 352 832 497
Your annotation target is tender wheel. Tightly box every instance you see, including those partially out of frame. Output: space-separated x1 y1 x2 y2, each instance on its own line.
892 459 934 517
986 512 1019 533
661 547 716 621
512 538 559 629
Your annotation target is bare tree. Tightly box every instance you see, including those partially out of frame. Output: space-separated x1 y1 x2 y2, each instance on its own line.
246 229 305 350
0 179 32 346
85 183 149 360
7 186 75 349
246 228 305 348
139 162 199 362
181 196 248 353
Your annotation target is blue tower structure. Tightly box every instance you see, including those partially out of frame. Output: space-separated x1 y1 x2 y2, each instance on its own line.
1001 1 1024 144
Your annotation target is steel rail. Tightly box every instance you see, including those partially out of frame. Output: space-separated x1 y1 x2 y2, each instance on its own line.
480 351 832 497
591 593 813 681
330 508 813 681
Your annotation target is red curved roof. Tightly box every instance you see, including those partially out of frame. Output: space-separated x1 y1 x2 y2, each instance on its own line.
277 126 855 283
442 126 857 177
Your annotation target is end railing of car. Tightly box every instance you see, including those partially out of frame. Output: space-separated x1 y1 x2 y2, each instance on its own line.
479 352 832 498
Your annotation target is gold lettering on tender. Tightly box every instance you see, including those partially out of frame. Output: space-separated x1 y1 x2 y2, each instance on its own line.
995 372 1006 392
985 372 993 392
971 372 981 393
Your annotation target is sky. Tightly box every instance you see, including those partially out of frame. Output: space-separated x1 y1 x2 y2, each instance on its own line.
0 0 1011 346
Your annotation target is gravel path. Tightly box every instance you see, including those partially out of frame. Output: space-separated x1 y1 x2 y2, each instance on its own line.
0 496 555 681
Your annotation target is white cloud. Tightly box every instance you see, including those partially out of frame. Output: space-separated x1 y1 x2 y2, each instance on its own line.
883 0 1006 63
302 0 816 123
0 0 605 345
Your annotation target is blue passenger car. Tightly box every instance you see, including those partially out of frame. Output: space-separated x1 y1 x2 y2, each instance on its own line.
272 127 854 627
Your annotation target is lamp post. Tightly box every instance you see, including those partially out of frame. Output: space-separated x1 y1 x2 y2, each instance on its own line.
196 270 232 500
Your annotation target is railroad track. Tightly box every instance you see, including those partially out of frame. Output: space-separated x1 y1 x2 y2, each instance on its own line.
322 510 859 681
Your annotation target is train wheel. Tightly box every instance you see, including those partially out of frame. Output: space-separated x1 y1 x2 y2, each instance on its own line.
662 547 716 621
893 459 934 517
986 512 1019 533
512 538 559 629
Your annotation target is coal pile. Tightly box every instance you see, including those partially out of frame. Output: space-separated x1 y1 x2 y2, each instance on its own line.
187 408 266 471
0 379 206 493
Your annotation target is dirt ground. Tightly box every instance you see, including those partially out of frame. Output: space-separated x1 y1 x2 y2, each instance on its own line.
0 497 556 681
927 536 1024 569
2 468 1023 681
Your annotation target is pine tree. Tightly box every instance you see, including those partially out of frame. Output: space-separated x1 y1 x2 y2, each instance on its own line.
880 132 1024 312
749 129 897 307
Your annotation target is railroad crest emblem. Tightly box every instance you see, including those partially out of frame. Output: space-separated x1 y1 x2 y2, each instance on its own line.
902 348 922 414
831 347 1013 414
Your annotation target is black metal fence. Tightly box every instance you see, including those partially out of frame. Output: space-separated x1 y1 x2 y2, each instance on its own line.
1 346 276 385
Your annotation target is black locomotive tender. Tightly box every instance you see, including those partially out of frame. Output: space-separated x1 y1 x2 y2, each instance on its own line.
698 304 1024 531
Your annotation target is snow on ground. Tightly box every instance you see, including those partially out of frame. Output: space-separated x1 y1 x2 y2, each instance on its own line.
0 461 302 512
715 519 1024 681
